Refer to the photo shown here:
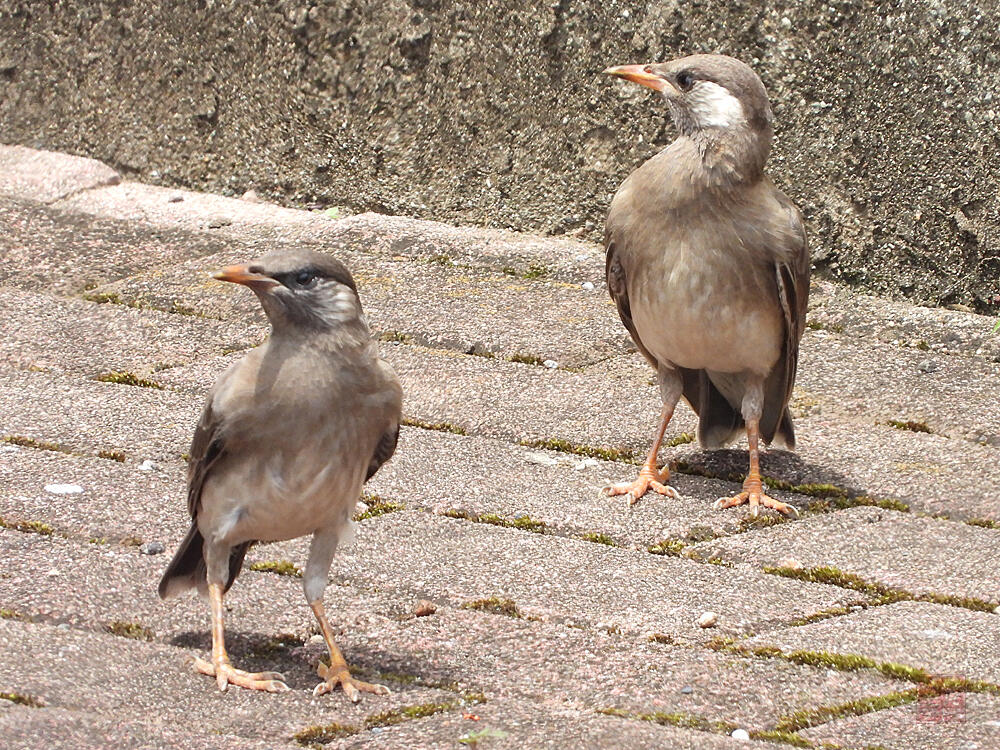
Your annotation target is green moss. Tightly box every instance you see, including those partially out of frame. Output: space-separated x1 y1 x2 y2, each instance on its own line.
0 691 44 707
2 435 74 455
597 707 736 734
401 417 467 435
292 722 359 745
775 690 920 733
105 621 154 641
249 633 305 658
647 633 674 644
579 532 616 546
354 496 405 521
884 419 933 434
120 535 142 547
749 730 814 747
508 352 545 366
502 263 548 279
94 371 164 390
665 432 695 447
82 291 125 305
738 514 790 532
0 608 25 620
249 560 302 578
788 606 853 626
763 565 997 612
0 516 53 535
444 510 547 534
88 537 109 545
441 508 474 520
519 437 639 464
366 701 459 728
427 253 454 266
648 539 687 557
377 330 412 344
805 320 845 333
461 597 521 618
97 449 127 462
966 517 1000 529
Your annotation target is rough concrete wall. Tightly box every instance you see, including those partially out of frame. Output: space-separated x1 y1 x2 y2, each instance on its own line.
1 0 997 311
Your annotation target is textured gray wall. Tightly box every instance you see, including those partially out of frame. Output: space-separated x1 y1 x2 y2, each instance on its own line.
1 1 998 310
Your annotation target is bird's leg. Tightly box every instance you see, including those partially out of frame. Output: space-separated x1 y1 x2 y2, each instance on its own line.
603 367 682 506
192 581 289 692
714 381 798 517
305 528 390 702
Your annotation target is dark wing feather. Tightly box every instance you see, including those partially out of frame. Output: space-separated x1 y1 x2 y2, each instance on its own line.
606 240 657 368
365 422 399 481
762 193 810 447
186 398 227 518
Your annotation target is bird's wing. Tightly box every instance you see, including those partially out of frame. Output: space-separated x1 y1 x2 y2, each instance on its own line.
365 422 400 481
606 240 658 368
186 394 228 519
764 193 810 446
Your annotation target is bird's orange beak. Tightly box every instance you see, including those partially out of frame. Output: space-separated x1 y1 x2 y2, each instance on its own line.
212 265 278 288
603 65 667 92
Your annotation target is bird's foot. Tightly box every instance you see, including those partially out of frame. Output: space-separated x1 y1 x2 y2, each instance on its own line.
603 464 680 506
713 479 799 518
194 656 289 693
314 660 391 702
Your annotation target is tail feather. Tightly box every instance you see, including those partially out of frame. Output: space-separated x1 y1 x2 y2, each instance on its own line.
158 523 251 599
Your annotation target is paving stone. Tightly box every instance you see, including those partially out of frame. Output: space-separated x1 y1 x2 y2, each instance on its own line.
0 616 456 748
0 196 226 295
0 286 262 377
693 507 1000 607
0 144 120 203
800 691 1000 750
0 531 899 735
0 705 291 750
747 601 1000 685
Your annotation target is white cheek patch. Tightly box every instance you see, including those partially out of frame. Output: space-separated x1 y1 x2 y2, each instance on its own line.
316 284 359 324
687 81 746 128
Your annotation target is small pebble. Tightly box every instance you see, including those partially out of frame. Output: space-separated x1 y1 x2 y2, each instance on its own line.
581 281 595 291
777 557 802 570
308 634 325 646
241 189 262 202
167 194 184 203
731 728 750 741
137 459 158 472
139 541 165 555
574 254 589 262
207 215 233 229
681 685 693 694
44 484 83 495
414 600 437 617
525 451 559 466
543 359 558 369
697 611 718 628
46 569 60 577
917 359 939 373
573 458 599 470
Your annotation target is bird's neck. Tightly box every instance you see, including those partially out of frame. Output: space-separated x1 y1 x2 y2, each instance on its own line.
676 125 772 192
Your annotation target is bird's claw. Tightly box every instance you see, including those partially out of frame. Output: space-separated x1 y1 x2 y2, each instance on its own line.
314 661 391 702
713 489 799 518
194 656 289 693
602 467 681 507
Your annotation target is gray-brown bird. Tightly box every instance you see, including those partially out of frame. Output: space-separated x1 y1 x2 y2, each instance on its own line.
602 54 809 516
158 248 402 700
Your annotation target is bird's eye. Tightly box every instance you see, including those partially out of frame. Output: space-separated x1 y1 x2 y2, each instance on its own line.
676 71 695 91
294 270 317 288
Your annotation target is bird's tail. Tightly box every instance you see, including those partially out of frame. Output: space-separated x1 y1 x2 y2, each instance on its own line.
157 523 250 599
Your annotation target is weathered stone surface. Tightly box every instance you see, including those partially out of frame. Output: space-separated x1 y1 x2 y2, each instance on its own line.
693 507 1000 607
747 601 1000 685
0 144 119 203
2 3 999 309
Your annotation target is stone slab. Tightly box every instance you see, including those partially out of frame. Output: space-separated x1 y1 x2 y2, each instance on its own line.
694 506 1000 607
747 601 1000 685
0 144 120 203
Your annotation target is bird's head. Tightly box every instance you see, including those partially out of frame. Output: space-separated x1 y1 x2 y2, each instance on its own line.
604 54 773 139
213 249 364 333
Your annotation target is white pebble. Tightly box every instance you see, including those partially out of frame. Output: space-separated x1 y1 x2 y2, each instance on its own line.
526 452 559 466
44 484 83 495
308 634 325 645
573 458 599 470
731 728 750 741
543 359 558 369
581 281 595 291
137 460 158 472
574 254 589 262
697 611 718 628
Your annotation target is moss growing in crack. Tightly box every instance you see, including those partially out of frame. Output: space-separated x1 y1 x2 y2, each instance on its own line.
249 560 302 578
806 495 910 513
884 419 933 434
105 621 154 641
749 729 813 747
94 371 164 390
454 512 547 534
461 597 521 618
579 532 616 546
508 352 545 366
597 707 736 734
82 291 125 305
2 435 74 455
763 564 997 612
648 539 687 557
775 689 921 733
0 691 44 707
293 721 359 745
519 437 639 464
788 606 853 626
377 330 412 344
401 417 467 435
967 518 1000 529
0 517 54 536
502 263 549 280
0 608 26 620
665 432 695 447
738 514 790 531
97 449 127 462
354 496 405 521
647 633 675 644
365 701 460 728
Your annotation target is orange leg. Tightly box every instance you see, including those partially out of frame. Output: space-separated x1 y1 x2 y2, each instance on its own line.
310 599 390 702
714 418 798 517
193 582 289 693
603 404 681 506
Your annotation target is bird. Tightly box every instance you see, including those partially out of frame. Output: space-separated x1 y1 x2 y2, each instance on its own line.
158 248 403 700
601 54 809 517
